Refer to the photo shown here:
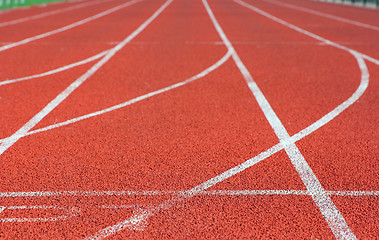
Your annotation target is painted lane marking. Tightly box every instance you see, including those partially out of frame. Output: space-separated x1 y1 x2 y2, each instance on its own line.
0 189 378 198
0 43 228 87
86 0 369 238
0 205 80 222
0 188 376 225
0 0 374 237
0 4 371 223
0 50 232 143
233 0 379 66
0 15 371 240
0 189 377 223
289 50 369 146
262 0 379 31
0 49 109 86
0 0 87 16
0 0 144 53
201 1 357 239
0 0 117 28
0 0 173 157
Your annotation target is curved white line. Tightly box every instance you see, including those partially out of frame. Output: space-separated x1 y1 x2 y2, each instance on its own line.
203 1 359 239
0 0 173 156
289 50 369 145
89 0 373 237
233 0 379 67
0 0 143 53
263 0 379 31
0 49 109 86
89 50 369 240
0 50 231 143
0 0 116 28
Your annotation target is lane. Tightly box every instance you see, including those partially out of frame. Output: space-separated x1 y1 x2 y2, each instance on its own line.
0 0 282 238
91 0 376 238
260 0 379 31
210 0 362 139
0 0 88 22
33 0 227 131
271 0 379 27
0 0 117 28
0 0 377 238
0 0 164 138
295 62 379 238
221 0 378 238
0 0 148 80
87 0 373 238
240 0 379 60
0 0 171 157
233 0 378 192
122 195 334 239
0 50 231 140
0 60 280 238
0 0 142 47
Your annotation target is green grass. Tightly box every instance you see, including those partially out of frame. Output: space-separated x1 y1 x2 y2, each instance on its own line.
0 0 67 10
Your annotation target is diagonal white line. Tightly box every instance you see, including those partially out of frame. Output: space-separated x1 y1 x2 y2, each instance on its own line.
233 0 379 66
0 50 231 143
262 0 379 31
0 0 143 52
202 1 356 238
1 0 373 238
0 0 117 28
0 49 109 86
87 0 369 238
290 50 369 145
0 0 173 157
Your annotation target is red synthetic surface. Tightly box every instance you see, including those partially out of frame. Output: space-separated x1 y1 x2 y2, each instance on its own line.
0 0 89 21
0 0 378 239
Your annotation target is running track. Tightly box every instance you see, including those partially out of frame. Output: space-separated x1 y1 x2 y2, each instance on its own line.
0 0 378 238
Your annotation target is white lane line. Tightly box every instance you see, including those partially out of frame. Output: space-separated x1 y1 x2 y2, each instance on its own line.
86 0 364 237
2 187 377 223
0 0 372 236
0 216 68 222
0 205 79 222
0 0 372 225
290 50 369 145
0 49 109 86
205 190 379 196
234 0 379 67
0 0 173 157
0 190 171 197
0 0 116 28
262 0 379 31
204 1 356 239
0 50 231 143
1 189 377 198
101 205 140 209
0 39 337 87
0 4 371 237
0 0 143 53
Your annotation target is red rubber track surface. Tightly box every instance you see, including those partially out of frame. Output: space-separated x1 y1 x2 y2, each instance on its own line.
0 0 378 239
